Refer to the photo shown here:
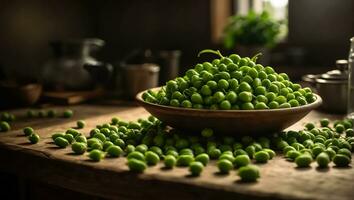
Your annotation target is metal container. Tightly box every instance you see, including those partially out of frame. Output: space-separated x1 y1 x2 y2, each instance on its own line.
42 38 107 90
121 63 160 99
302 60 348 113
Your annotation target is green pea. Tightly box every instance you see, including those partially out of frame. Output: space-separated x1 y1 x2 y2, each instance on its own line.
63 109 74 118
164 155 177 168
180 148 194 156
23 127 34 136
316 152 330 168
254 151 270 163
149 146 163 158
338 148 351 158
103 141 114 151
111 117 119 125
71 142 87 155
218 79 229 90
320 118 330 127
145 151 160 165
208 147 221 159
63 134 74 144
219 154 235 163
305 123 315 130
189 161 204 176
76 120 86 129
191 93 203 104
255 102 268 110
286 150 301 161
335 124 345 133
217 159 233 174
176 155 194 166
66 128 80 137
238 82 252 92
114 139 125 148
89 149 104 162
26 110 37 118
263 149 275 159
125 145 135 154
90 142 103 150
47 110 57 118
75 135 87 143
333 154 351 167
170 99 180 107
135 144 148 154
213 91 225 103
225 91 237 103
201 128 213 137
295 154 313 168
266 101 278 109
0 121 10 132
166 150 179 158
127 151 145 161
51 132 65 142
346 128 354 137
54 137 69 148
220 100 231 110
239 92 253 102
207 80 218 90
28 133 40 144
195 153 209 166
233 155 250 168
238 165 260 182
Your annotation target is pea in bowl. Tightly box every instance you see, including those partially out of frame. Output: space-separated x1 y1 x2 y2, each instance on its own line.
136 88 322 135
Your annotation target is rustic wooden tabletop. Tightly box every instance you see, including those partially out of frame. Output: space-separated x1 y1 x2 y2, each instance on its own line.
0 104 352 200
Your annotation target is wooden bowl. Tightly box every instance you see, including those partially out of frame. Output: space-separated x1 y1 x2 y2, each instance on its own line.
0 83 42 106
136 88 322 135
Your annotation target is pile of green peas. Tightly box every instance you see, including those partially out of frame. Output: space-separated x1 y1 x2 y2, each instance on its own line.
143 50 316 110
26 109 74 118
45 115 352 182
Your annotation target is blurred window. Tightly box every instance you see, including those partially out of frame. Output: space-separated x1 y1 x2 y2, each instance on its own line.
234 0 288 39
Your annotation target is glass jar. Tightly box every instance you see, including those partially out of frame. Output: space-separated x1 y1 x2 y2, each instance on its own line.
347 37 354 120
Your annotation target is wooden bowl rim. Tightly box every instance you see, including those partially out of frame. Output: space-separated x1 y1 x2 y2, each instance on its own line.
136 87 322 114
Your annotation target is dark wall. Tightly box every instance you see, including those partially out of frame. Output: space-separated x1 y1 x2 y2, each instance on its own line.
0 0 211 82
0 0 353 82
288 0 354 66
0 0 96 81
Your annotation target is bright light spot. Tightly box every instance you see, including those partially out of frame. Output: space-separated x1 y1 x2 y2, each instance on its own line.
266 0 288 8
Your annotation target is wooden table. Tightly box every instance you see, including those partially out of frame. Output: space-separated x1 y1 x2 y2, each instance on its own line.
0 104 353 200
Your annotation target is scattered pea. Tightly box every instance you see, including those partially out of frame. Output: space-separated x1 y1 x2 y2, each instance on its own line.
23 127 34 136
145 151 160 165
107 145 123 157
77 120 86 129
238 165 260 182
28 133 40 144
0 121 10 132
164 155 177 168
295 154 313 168
54 137 69 148
63 109 74 118
89 149 104 162
189 161 204 176
217 159 233 174
71 142 87 154
127 158 147 173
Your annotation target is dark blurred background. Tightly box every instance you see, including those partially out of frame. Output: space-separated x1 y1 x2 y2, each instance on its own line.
0 0 353 108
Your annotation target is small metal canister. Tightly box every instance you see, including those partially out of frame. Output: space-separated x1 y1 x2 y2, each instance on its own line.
120 63 160 99
302 60 348 113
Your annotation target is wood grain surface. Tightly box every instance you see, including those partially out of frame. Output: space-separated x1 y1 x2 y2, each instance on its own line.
0 105 352 200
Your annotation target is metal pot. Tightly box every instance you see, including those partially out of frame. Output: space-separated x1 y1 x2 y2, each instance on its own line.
302 60 348 113
119 63 160 99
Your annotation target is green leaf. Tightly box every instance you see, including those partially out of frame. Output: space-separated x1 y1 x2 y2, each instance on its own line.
197 49 224 58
